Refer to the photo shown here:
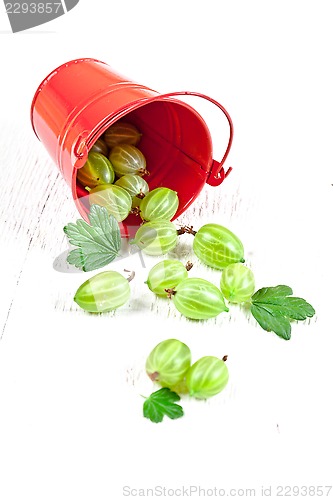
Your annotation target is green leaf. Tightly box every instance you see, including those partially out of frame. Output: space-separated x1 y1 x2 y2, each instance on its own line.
251 303 292 340
257 297 315 321
250 285 315 340
143 388 184 423
63 204 121 272
251 285 293 302
67 248 85 268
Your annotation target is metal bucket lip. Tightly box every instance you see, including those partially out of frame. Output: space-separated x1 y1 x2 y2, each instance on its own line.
69 91 211 165
30 58 108 138
31 60 233 186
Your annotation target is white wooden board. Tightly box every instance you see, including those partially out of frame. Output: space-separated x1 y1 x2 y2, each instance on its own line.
1 2 332 499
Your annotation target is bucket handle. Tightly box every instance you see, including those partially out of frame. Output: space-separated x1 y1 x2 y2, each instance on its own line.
74 90 233 185
158 91 234 186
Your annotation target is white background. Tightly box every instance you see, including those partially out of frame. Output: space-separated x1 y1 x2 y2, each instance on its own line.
0 1 332 499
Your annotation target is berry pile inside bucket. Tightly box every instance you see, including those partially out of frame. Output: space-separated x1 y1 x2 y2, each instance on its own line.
75 120 186 231
77 121 149 221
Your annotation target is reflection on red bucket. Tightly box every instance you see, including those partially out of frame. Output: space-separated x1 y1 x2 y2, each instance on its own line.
30 58 233 236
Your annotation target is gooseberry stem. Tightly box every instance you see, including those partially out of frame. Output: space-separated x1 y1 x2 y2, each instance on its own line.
165 288 176 299
136 190 146 199
177 225 197 236
185 261 193 271
222 355 228 362
124 269 135 282
130 207 141 216
139 168 150 176
148 371 159 382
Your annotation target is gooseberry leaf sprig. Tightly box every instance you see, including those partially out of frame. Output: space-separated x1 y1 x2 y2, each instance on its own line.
143 388 184 423
250 285 315 340
63 204 121 272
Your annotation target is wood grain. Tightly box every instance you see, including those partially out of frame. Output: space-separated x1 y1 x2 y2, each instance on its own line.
1 9 332 494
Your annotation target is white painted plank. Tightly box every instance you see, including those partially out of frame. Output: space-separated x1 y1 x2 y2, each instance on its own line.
1 3 333 498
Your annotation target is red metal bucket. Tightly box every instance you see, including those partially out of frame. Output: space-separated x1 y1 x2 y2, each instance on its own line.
31 58 233 235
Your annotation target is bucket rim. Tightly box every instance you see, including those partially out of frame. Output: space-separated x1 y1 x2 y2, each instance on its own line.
73 91 210 161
